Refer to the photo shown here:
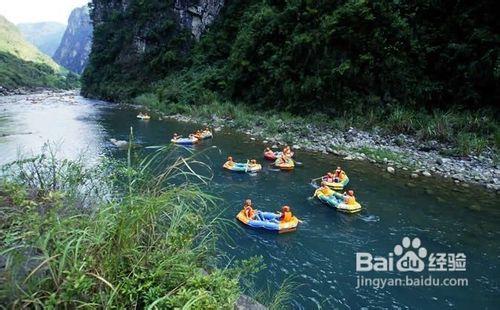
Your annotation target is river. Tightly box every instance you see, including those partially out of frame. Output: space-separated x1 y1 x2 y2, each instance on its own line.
0 93 498 309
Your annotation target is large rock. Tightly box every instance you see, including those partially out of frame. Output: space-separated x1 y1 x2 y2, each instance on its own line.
174 0 224 40
235 295 267 310
53 6 93 74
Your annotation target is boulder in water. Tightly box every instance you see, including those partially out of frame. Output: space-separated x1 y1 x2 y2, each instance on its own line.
110 138 128 149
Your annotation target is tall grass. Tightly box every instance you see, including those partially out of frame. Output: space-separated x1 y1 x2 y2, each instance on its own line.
145 91 498 156
0 142 251 308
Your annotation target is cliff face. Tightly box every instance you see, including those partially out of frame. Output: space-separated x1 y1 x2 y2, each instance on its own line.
82 0 224 99
53 6 93 74
174 0 224 40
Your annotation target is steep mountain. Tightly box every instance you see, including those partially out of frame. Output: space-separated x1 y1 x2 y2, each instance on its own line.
82 0 223 99
17 22 66 56
0 15 77 92
53 5 93 74
82 0 498 112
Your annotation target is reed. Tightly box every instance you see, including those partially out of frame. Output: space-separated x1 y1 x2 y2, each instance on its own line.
0 140 249 308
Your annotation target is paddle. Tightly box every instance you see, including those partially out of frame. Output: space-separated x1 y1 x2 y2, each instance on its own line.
245 159 249 173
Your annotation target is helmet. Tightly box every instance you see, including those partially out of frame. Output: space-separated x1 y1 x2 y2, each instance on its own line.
347 190 354 196
282 205 290 212
336 167 341 171
327 172 334 177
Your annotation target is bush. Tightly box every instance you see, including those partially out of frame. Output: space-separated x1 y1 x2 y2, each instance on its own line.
0 145 252 308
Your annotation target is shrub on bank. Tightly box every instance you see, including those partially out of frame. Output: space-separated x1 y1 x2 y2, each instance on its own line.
0 145 255 308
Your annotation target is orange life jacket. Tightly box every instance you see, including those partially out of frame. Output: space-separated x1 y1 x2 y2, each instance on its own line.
334 170 346 180
281 211 293 222
244 206 255 218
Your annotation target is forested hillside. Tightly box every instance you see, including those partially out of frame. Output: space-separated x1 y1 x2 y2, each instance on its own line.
0 15 78 91
82 0 499 117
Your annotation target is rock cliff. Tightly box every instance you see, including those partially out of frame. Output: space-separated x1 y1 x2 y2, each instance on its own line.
53 6 93 74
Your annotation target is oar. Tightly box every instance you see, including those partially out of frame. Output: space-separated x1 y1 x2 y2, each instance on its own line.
308 189 320 200
245 159 249 173
292 159 303 166
311 176 323 182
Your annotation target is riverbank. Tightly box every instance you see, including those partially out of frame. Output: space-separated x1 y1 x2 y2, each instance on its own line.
134 99 499 191
0 86 77 96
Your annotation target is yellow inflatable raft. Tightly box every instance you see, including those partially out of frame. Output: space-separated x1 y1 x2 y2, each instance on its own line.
274 158 295 170
314 187 362 213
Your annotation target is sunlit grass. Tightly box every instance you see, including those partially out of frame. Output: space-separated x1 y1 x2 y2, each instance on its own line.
0 140 255 308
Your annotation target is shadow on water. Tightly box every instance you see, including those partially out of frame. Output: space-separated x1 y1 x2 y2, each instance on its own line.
0 94 499 309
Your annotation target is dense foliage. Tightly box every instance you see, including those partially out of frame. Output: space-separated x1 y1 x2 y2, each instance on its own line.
0 52 79 90
83 0 498 113
0 15 78 91
206 0 499 113
0 145 252 308
82 0 191 100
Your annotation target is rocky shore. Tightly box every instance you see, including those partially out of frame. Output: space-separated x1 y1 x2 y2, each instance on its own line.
0 86 71 96
164 112 499 192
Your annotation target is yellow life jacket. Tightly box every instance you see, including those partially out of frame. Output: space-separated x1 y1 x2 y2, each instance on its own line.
345 195 356 205
281 211 293 222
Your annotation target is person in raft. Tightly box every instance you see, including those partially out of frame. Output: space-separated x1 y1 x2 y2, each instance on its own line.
243 199 263 220
334 167 346 180
172 133 180 140
249 159 259 168
271 206 293 223
276 152 290 164
342 190 357 205
323 172 335 183
316 181 334 196
243 199 255 219
283 146 292 156
225 156 235 167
